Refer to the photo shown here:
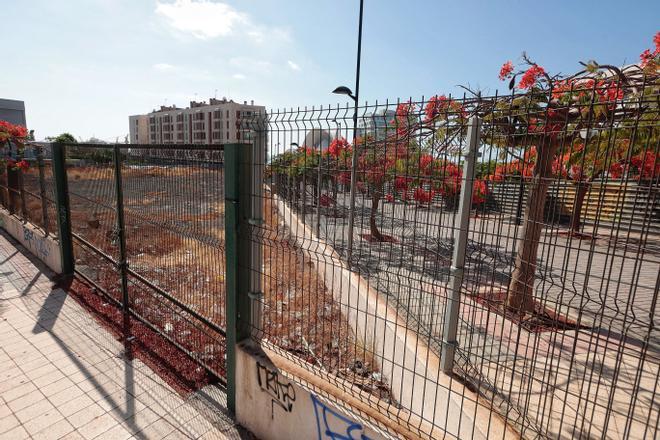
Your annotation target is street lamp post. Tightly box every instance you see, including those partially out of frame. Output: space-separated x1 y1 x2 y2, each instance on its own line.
333 0 364 264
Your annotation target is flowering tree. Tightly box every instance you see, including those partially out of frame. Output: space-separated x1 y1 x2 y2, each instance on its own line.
1 120 29 172
486 32 660 312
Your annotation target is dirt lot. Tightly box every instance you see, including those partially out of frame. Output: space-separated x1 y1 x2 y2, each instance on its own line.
59 163 388 399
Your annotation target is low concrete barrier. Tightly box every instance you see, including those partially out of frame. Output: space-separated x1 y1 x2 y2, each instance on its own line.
0 208 62 273
236 341 393 440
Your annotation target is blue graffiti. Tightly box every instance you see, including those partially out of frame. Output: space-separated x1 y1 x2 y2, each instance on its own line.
311 394 372 440
22 226 50 260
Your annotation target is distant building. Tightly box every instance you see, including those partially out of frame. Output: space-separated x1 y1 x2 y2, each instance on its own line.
129 97 265 145
303 129 333 151
357 109 395 140
0 98 27 126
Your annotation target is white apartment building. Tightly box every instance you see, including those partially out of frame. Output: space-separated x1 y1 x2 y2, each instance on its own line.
129 98 265 145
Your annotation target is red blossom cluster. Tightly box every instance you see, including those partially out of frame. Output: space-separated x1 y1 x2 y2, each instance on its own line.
639 31 660 68
413 187 433 204
517 65 546 90
4 158 30 172
0 120 28 142
328 137 351 158
423 95 466 123
499 61 514 80
631 151 659 180
471 179 489 205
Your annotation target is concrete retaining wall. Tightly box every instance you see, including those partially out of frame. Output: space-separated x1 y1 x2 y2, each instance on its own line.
236 342 393 440
0 208 61 273
273 194 517 439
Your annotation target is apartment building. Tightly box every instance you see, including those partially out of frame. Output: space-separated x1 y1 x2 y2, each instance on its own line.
129 97 265 145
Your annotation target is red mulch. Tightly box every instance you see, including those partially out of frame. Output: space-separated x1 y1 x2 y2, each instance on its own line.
56 276 220 397
360 233 399 243
468 289 589 333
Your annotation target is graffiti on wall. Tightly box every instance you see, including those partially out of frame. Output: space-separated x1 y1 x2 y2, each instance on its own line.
256 361 297 418
311 394 373 440
22 225 50 260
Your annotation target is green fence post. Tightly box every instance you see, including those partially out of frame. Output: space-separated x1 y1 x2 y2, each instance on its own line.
112 145 131 333
52 142 74 276
224 143 253 414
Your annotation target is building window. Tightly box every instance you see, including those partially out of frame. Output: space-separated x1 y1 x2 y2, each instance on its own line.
213 110 222 119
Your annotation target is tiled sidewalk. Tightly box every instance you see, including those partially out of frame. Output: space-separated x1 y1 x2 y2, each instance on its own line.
0 229 250 440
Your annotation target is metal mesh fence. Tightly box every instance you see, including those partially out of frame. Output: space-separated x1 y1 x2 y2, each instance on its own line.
64 144 227 380
0 145 57 236
250 76 659 439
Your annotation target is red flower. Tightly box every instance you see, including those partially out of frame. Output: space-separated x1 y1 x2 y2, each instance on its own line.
16 160 29 171
640 32 660 68
518 65 545 90
498 61 514 81
328 137 351 158
413 187 433 204
385 194 394 203
424 95 448 122
394 176 410 191
609 162 624 179
472 179 489 205
0 120 28 141
631 151 659 180
418 154 434 174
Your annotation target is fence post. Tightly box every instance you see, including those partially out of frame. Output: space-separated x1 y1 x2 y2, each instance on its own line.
18 170 28 221
36 146 49 235
440 116 481 374
224 143 253 413
112 145 130 333
249 124 265 337
51 143 74 276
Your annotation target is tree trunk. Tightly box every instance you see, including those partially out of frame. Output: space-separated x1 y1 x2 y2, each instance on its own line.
507 140 560 312
369 190 385 241
569 182 590 235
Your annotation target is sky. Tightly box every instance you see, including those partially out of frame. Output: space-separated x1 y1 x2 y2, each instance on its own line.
2 0 658 141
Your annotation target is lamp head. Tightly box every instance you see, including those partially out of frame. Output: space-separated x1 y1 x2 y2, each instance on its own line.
332 86 356 101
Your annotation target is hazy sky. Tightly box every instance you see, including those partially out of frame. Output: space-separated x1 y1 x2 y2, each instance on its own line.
2 0 658 141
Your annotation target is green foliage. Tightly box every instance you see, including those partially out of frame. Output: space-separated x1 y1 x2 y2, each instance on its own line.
54 132 77 144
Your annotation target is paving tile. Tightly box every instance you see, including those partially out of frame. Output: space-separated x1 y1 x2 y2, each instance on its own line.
68 404 108 430
48 386 84 407
58 393 95 417
39 376 77 397
14 398 57 424
138 418 176 439
20 406 64 436
93 422 133 440
31 417 74 440
59 431 85 440
0 424 30 440
0 414 20 435
0 380 37 403
7 389 46 413
77 414 119 440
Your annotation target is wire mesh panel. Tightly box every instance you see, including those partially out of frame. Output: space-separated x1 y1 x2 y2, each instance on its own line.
65 144 122 302
121 145 226 377
249 74 659 439
63 143 228 381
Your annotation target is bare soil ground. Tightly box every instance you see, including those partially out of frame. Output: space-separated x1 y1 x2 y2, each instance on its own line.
58 163 388 398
